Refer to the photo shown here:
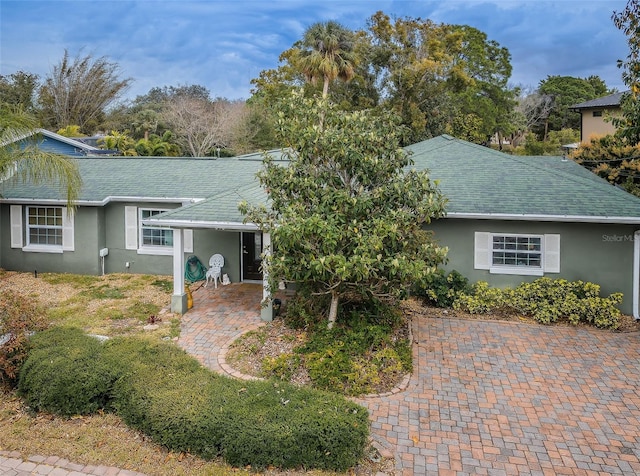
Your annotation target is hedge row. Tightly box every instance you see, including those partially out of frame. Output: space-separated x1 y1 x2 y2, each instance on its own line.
453 278 623 329
18 327 369 471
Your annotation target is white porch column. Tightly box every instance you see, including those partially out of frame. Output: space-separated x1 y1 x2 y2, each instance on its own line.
261 232 273 321
633 230 640 320
171 228 188 314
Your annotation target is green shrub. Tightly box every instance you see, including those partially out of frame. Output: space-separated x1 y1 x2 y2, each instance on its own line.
105 337 231 460
453 281 511 314
282 291 327 329
220 381 368 471
299 319 411 395
415 269 471 308
0 290 49 386
18 327 117 416
261 353 301 381
104 336 369 471
453 278 622 329
341 296 404 328
18 329 369 471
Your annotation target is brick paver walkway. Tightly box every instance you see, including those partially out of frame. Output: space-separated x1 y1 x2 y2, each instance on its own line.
178 282 264 373
0 451 145 476
181 284 640 475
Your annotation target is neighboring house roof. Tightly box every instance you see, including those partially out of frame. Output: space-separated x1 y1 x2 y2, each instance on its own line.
4 136 640 225
406 135 640 223
570 91 626 110
11 129 102 157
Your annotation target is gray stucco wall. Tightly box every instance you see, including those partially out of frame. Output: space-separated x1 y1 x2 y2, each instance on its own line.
0 205 102 275
1 202 250 282
102 202 176 275
190 229 242 284
427 218 639 315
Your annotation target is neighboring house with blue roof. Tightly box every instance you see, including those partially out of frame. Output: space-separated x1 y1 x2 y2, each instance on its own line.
2 132 640 319
8 128 103 157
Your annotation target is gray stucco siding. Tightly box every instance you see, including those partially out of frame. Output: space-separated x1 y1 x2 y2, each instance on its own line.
0 201 249 280
0 205 102 275
102 202 181 275
427 218 638 315
191 229 242 284
102 203 244 280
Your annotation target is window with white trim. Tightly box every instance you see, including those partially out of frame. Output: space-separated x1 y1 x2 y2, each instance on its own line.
10 205 74 253
492 235 542 268
474 232 560 276
27 207 63 246
124 205 193 256
140 209 173 248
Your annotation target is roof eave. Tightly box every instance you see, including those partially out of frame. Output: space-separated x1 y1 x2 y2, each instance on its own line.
0 196 206 206
446 212 640 224
143 218 259 231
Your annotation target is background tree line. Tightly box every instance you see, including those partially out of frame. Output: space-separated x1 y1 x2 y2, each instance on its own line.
0 11 618 157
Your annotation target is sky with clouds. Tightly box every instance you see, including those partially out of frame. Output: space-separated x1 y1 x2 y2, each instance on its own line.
0 0 630 102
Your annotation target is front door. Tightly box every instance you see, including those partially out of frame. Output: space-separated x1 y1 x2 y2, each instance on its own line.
242 232 263 281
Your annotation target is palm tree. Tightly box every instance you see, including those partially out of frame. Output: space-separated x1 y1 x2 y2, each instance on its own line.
0 106 81 206
296 21 357 99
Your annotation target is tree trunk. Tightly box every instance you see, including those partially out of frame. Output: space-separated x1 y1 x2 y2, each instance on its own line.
328 290 339 329
544 120 549 142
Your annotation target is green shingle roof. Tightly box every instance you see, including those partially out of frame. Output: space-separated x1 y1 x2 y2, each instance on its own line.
0 150 282 201
4 137 640 225
149 184 268 228
406 135 640 221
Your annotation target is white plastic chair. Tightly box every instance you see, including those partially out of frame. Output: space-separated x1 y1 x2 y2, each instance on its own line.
205 254 225 288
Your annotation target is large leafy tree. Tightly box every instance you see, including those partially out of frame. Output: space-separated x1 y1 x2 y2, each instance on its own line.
535 75 609 139
366 12 460 143
571 135 640 196
613 0 640 144
447 25 517 145
38 50 132 133
0 106 81 206
251 13 515 146
0 71 40 113
365 13 515 145
242 92 447 328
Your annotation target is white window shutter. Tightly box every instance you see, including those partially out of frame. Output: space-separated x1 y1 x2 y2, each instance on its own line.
184 229 193 253
474 232 491 270
61 207 75 251
10 205 23 248
544 234 561 273
125 206 138 250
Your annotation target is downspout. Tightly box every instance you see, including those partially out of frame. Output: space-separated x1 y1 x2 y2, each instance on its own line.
634 230 640 320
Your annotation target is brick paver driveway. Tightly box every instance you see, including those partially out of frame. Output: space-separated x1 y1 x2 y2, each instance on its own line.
180 285 640 475
358 318 640 475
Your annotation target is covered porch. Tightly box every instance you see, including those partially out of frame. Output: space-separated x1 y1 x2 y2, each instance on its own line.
166 226 274 320
141 184 276 320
